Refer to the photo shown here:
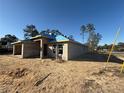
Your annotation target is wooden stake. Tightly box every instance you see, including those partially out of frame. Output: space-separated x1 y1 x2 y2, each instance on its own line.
120 62 124 73
106 27 120 63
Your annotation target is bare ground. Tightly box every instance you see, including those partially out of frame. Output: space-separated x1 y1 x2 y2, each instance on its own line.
0 55 124 93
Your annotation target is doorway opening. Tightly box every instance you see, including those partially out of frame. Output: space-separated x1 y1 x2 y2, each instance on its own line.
14 44 22 55
43 44 48 57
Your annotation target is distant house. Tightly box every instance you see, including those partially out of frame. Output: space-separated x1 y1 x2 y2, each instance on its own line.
12 32 88 60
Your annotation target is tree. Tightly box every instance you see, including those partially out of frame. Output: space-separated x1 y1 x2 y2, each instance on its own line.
80 25 86 42
80 24 95 41
0 34 18 45
80 23 102 51
86 24 95 32
23 25 39 39
68 35 74 40
118 42 124 47
103 44 108 49
89 32 102 50
40 29 50 36
0 34 18 49
117 42 124 51
40 29 61 37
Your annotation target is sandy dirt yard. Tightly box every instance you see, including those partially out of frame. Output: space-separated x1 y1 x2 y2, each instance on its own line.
0 55 124 93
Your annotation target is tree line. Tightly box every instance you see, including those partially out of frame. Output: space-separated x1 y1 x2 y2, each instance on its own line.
0 24 102 52
97 42 124 52
23 24 74 40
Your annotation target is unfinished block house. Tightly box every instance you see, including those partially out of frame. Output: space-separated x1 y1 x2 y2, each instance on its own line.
12 31 88 60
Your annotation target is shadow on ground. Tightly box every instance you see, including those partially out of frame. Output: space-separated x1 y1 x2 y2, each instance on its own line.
73 53 123 64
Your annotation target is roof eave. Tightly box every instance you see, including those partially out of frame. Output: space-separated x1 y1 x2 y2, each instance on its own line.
11 41 23 45
31 35 53 40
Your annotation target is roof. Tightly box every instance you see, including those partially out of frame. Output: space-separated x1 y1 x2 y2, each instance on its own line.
31 35 53 39
48 34 69 42
47 33 86 46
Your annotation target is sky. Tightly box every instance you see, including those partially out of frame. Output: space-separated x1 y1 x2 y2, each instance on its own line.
0 0 124 45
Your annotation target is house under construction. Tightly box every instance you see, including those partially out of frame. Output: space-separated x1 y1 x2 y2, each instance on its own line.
12 31 88 60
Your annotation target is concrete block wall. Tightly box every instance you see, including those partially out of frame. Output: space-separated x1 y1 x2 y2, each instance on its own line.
68 42 88 60
22 42 40 58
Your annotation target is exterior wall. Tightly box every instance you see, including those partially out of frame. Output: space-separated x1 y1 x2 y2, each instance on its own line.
47 42 88 60
22 42 40 58
47 43 68 60
68 42 88 60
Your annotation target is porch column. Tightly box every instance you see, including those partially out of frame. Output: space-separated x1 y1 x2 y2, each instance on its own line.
21 43 24 58
40 40 43 59
56 44 58 59
13 45 15 55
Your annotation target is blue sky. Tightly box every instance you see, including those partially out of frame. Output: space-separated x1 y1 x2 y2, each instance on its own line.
0 0 124 45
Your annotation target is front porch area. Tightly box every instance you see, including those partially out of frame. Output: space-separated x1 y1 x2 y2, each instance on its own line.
12 40 46 58
12 39 68 60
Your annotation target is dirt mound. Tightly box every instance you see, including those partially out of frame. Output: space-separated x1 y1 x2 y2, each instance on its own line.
91 66 124 77
81 79 104 93
0 67 29 78
84 66 124 93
